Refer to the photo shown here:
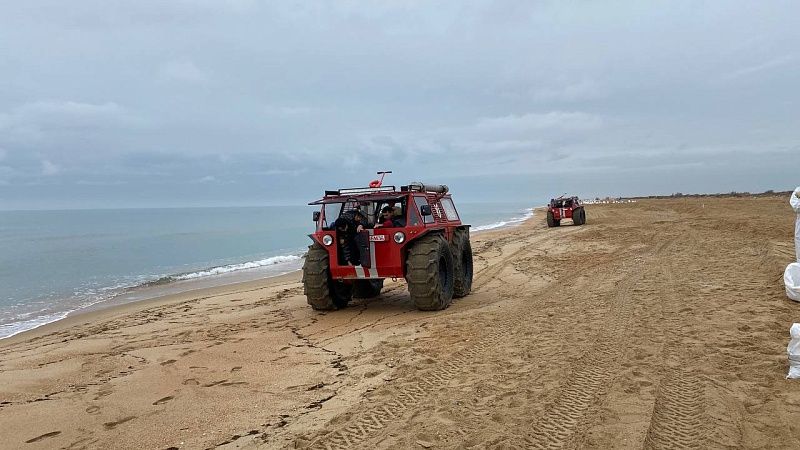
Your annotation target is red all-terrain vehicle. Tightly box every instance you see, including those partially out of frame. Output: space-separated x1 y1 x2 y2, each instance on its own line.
302 173 473 311
547 196 586 227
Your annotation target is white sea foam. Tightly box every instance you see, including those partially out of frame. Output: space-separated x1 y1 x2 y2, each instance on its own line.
0 311 71 339
473 208 535 232
171 254 303 280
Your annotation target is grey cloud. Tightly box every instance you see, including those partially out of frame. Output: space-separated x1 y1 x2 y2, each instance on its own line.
724 55 797 80
41 160 60 176
157 60 210 84
0 1 798 209
474 112 603 134
529 80 605 103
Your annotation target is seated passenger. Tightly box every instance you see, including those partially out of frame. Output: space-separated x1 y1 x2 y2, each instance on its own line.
375 206 395 228
388 201 405 226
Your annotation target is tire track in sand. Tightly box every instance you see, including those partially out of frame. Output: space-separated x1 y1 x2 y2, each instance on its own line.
296 231 640 449
301 324 513 449
518 237 677 449
644 372 705 449
643 227 709 449
295 228 591 449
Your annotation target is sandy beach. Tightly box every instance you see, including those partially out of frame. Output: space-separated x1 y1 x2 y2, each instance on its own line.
2 196 799 449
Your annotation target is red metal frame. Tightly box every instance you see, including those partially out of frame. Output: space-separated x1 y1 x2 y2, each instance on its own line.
309 188 466 281
548 196 582 221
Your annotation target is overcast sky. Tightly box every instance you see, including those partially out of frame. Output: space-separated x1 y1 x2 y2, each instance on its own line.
0 1 798 209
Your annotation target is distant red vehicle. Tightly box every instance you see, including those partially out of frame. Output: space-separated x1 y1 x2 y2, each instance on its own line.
303 173 473 311
547 196 586 227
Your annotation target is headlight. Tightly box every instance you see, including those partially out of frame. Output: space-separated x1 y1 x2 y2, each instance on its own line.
393 232 405 244
322 235 334 246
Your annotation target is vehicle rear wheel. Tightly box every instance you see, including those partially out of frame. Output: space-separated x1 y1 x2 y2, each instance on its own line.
303 243 352 310
353 279 384 298
547 211 556 227
452 230 473 298
573 208 585 225
406 235 454 311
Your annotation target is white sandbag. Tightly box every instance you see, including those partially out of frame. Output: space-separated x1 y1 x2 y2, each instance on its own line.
786 263 800 302
788 323 800 379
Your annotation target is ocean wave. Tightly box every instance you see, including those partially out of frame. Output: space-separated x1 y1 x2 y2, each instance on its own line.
0 311 71 340
171 254 303 280
472 208 535 232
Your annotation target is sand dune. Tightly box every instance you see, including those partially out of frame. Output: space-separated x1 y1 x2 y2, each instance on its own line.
1 197 799 449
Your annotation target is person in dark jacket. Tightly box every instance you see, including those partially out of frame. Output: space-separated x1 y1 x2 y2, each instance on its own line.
335 210 372 265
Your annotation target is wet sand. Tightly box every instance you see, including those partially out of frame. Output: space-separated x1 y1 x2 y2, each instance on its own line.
2 197 799 449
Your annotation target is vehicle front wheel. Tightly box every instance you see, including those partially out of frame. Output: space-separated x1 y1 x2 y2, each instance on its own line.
303 244 352 310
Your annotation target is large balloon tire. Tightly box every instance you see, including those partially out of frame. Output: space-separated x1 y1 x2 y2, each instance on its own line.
302 244 352 310
405 235 455 311
452 231 473 298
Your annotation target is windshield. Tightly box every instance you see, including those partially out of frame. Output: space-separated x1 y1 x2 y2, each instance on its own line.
321 197 406 229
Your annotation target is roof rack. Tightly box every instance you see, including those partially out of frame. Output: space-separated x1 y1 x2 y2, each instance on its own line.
324 186 398 197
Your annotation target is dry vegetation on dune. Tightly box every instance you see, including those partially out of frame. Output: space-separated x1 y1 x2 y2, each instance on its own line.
1 196 799 449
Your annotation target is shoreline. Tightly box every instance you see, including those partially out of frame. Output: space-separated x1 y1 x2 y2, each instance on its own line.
0 270 303 348
1 207 540 345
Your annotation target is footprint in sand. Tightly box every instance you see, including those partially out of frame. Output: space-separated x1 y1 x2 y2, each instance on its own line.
153 396 174 405
25 431 61 443
103 416 136 430
182 378 199 385
230 366 242 372
85 405 101 415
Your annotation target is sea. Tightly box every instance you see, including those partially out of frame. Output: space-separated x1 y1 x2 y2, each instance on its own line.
0 201 537 339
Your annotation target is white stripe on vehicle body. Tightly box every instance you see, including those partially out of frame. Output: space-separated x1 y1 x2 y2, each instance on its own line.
368 229 377 277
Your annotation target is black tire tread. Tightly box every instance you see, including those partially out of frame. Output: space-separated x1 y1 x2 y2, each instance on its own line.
302 244 351 310
452 230 473 298
405 235 454 311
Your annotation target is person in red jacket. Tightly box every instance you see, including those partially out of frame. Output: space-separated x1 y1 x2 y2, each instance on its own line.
375 206 395 228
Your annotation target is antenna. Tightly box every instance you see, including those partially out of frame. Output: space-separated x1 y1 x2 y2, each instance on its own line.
369 171 392 188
